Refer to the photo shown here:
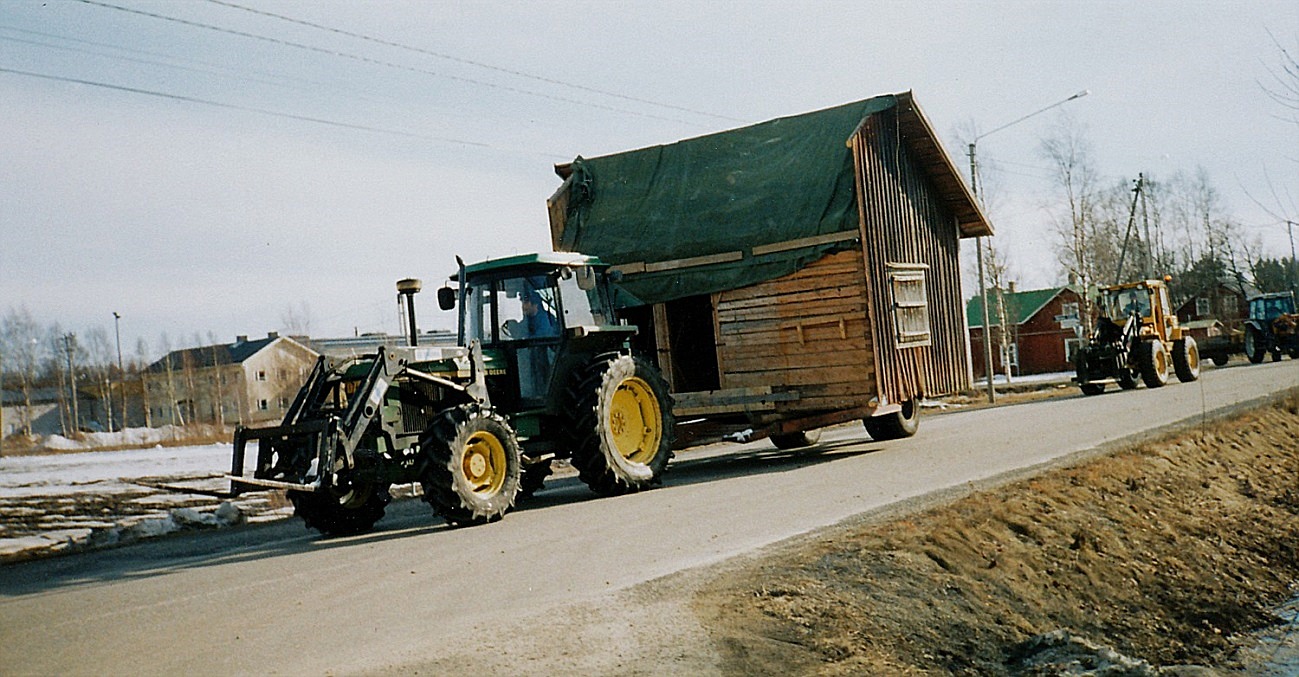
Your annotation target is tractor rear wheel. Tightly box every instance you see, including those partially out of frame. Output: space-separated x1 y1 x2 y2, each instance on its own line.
567 354 674 496
1137 340 1170 388
420 404 521 526
288 480 391 537
863 398 920 441
1172 336 1200 383
770 429 822 450
1244 326 1266 364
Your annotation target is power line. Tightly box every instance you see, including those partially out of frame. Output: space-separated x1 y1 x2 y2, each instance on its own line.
74 0 712 128
203 0 746 124
0 65 568 158
0 23 393 105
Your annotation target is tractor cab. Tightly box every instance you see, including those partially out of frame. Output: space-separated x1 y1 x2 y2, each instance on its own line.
1096 278 1179 342
1250 292 1297 323
439 252 634 412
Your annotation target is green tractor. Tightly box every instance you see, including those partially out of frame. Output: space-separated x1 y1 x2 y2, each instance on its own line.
228 253 674 534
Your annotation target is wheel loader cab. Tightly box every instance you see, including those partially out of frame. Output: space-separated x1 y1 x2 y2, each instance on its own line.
1096 281 1176 341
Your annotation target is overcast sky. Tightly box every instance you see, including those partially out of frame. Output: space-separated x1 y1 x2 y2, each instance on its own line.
3 0 1297 357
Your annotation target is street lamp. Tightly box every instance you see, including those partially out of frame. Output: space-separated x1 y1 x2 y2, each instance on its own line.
113 312 124 432
968 89 1089 403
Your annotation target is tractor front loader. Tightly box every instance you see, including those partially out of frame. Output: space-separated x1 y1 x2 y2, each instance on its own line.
228 253 675 535
1074 278 1200 396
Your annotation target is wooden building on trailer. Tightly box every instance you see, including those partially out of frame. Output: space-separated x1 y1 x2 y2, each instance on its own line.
547 91 992 445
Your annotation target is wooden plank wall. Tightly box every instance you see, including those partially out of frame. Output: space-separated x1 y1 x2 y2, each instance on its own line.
714 250 876 414
851 109 971 402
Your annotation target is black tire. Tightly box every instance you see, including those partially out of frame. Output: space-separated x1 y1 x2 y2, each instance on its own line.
566 354 674 496
1272 349 1283 363
1245 326 1266 364
1136 340 1169 388
517 459 553 500
770 429 822 450
1117 368 1139 390
1210 353 1229 367
288 481 391 537
420 404 521 526
1075 350 1106 395
1172 336 1200 383
863 398 920 441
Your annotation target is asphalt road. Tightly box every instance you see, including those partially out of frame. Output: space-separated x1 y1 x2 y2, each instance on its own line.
3 360 1298 675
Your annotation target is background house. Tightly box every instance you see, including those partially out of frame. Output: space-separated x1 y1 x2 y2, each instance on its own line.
1175 274 1258 328
968 285 1085 377
142 332 317 427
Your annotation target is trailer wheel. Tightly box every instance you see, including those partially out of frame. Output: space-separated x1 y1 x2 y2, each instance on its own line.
517 459 553 500
288 481 391 537
1244 326 1266 364
567 354 674 496
863 398 920 441
1137 340 1169 388
421 404 521 526
1117 368 1139 390
770 429 822 450
1172 336 1200 383
1210 353 1229 367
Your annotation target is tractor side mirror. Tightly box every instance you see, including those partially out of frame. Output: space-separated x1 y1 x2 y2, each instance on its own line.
437 286 456 311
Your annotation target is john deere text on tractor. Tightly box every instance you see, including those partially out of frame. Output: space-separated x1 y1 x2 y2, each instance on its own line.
1244 291 1299 363
1074 278 1200 395
227 253 674 535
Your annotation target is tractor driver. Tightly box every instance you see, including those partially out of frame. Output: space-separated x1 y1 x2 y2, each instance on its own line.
1122 291 1145 318
519 289 558 338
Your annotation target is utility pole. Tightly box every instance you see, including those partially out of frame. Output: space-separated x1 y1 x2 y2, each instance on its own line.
113 312 125 431
65 333 80 436
968 143 996 403
967 89 1090 402
1288 221 1297 300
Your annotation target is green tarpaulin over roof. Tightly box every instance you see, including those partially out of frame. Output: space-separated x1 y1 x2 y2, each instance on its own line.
552 92 988 308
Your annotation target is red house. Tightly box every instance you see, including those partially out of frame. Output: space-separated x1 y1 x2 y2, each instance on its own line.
968 286 1085 377
1174 275 1258 329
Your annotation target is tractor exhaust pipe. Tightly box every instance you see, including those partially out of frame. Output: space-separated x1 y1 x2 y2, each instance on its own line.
397 278 423 347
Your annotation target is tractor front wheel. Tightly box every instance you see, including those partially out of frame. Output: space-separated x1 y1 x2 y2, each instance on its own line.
420 405 521 526
567 354 674 496
863 398 920 441
1076 350 1106 395
288 480 391 537
1137 340 1170 388
1172 337 1200 383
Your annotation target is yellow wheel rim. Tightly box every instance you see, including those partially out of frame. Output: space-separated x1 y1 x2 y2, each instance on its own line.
1187 344 1199 370
462 430 507 496
608 377 662 464
1155 347 1167 374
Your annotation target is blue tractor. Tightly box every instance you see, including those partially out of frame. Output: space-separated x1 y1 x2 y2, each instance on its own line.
1244 292 1299 363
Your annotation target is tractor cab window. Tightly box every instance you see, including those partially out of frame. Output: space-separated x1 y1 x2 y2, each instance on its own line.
556 268 606 327
1102 288 1151 321
499 276 560 341
1253 295 1296 321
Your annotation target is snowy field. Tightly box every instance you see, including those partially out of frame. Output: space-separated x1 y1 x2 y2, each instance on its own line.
0 442 291 561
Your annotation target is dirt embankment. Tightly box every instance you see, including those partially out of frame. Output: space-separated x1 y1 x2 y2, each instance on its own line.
695 393 1299 675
